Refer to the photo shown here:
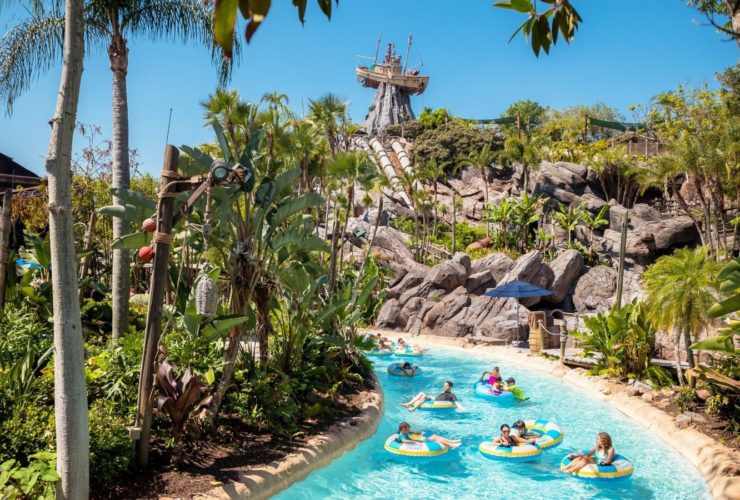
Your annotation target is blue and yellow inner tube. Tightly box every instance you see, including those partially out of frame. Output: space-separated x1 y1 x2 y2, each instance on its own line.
364 347 394 357
560 453 634 480
472 381 515 405
418 399 457 411
387 362 422 377
385 433 449 457
479 441 542 462
523 419 564 449
395 347 423 356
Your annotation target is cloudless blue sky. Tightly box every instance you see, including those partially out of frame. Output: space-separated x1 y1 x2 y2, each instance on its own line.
0 0 737 176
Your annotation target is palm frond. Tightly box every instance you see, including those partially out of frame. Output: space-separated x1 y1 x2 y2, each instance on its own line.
0 15 65 113
123 0 237 85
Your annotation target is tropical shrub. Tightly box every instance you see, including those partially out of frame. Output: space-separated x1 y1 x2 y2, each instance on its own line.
575 300 672 386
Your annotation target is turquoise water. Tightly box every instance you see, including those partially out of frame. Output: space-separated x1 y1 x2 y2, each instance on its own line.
276 347 709 499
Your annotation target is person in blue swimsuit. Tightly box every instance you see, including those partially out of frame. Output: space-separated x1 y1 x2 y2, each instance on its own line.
562 432 615 474
395 422 461 449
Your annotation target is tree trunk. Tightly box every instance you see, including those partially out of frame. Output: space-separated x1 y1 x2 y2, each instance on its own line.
672 177 705 246
674 329 685 386
482 166 490 237
110 32 131 339
683 326 696 371
723 0 740 52
46 0 89 494
361 195 384 272
0 189 12 310
451 193 457 254
78 210 97 302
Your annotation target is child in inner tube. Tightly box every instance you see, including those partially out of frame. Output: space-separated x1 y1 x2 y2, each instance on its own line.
505 377 529 401
400 380 464 411
562 432 615 473
512 420 536 439
491 424 536 447
400 361 416 377
479 366 502 386
395 422 461 449
397 338 428 353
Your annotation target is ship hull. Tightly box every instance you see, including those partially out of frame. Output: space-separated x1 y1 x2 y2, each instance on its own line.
356 66 429 95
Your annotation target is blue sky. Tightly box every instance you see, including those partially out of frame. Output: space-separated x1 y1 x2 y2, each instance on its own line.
0 0 737 176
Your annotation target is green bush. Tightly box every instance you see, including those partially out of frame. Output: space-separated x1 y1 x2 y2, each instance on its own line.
674 387 698 413
88 400 132 485
0 452 58 500
0 402 55 464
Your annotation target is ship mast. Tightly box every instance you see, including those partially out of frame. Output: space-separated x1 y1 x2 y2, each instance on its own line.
403 34 412 73
373 35 381 65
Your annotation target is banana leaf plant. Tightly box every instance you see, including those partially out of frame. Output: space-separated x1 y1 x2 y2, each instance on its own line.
691 257 740 355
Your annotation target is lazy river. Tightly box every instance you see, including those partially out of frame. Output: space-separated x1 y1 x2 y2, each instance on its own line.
276 347 709 499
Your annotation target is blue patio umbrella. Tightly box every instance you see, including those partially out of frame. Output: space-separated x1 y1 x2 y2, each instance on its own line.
484 280 553 342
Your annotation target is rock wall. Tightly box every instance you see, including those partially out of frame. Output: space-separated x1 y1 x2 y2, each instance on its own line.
364 82 415 134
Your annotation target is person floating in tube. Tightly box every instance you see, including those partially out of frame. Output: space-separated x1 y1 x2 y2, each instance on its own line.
400 380 464 411
562 432 615 474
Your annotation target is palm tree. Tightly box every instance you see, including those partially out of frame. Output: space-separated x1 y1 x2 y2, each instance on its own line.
419 159 447 238
552 202 582 246
643 246 721 385
307 93 348 153
326 151 376 290
1 0 232 339
201 89 258 156
457 144 496 235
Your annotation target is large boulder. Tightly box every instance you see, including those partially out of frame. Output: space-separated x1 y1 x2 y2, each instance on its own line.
478 305 531 341
376 298 401 328
546 249 584 304
470 253 515 282
452 252 472 275
499 250 554 307
573 266 617 313
451 295 515 337
386 271 426 300
398 281 433 308
539 161 588 192
398 297 424 329
420 287 471 337
426 260 467 293
465 270 496 295
602 228 655 264
645 217 699 250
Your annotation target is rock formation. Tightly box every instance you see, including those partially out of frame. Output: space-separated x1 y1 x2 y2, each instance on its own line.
364 82 416 134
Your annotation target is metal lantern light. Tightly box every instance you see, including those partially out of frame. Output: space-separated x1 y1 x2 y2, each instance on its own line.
195 275 218 317
210 160 231 183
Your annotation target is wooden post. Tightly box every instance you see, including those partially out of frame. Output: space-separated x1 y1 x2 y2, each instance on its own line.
0 189 12 309
134 145 179 467
616 210 629 309
78 210 97 301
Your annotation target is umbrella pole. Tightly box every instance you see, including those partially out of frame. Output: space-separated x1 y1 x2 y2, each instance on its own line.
516 300 521 344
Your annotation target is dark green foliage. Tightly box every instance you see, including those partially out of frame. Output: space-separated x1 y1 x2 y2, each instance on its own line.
0 402 55 464
411 122 500 170
88 401 132 485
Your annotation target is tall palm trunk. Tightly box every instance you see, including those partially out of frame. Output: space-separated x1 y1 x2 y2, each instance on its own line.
110 31 130 339
675 328 685 386
451 192 457 254
482 166 490 237
46 0 89 495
